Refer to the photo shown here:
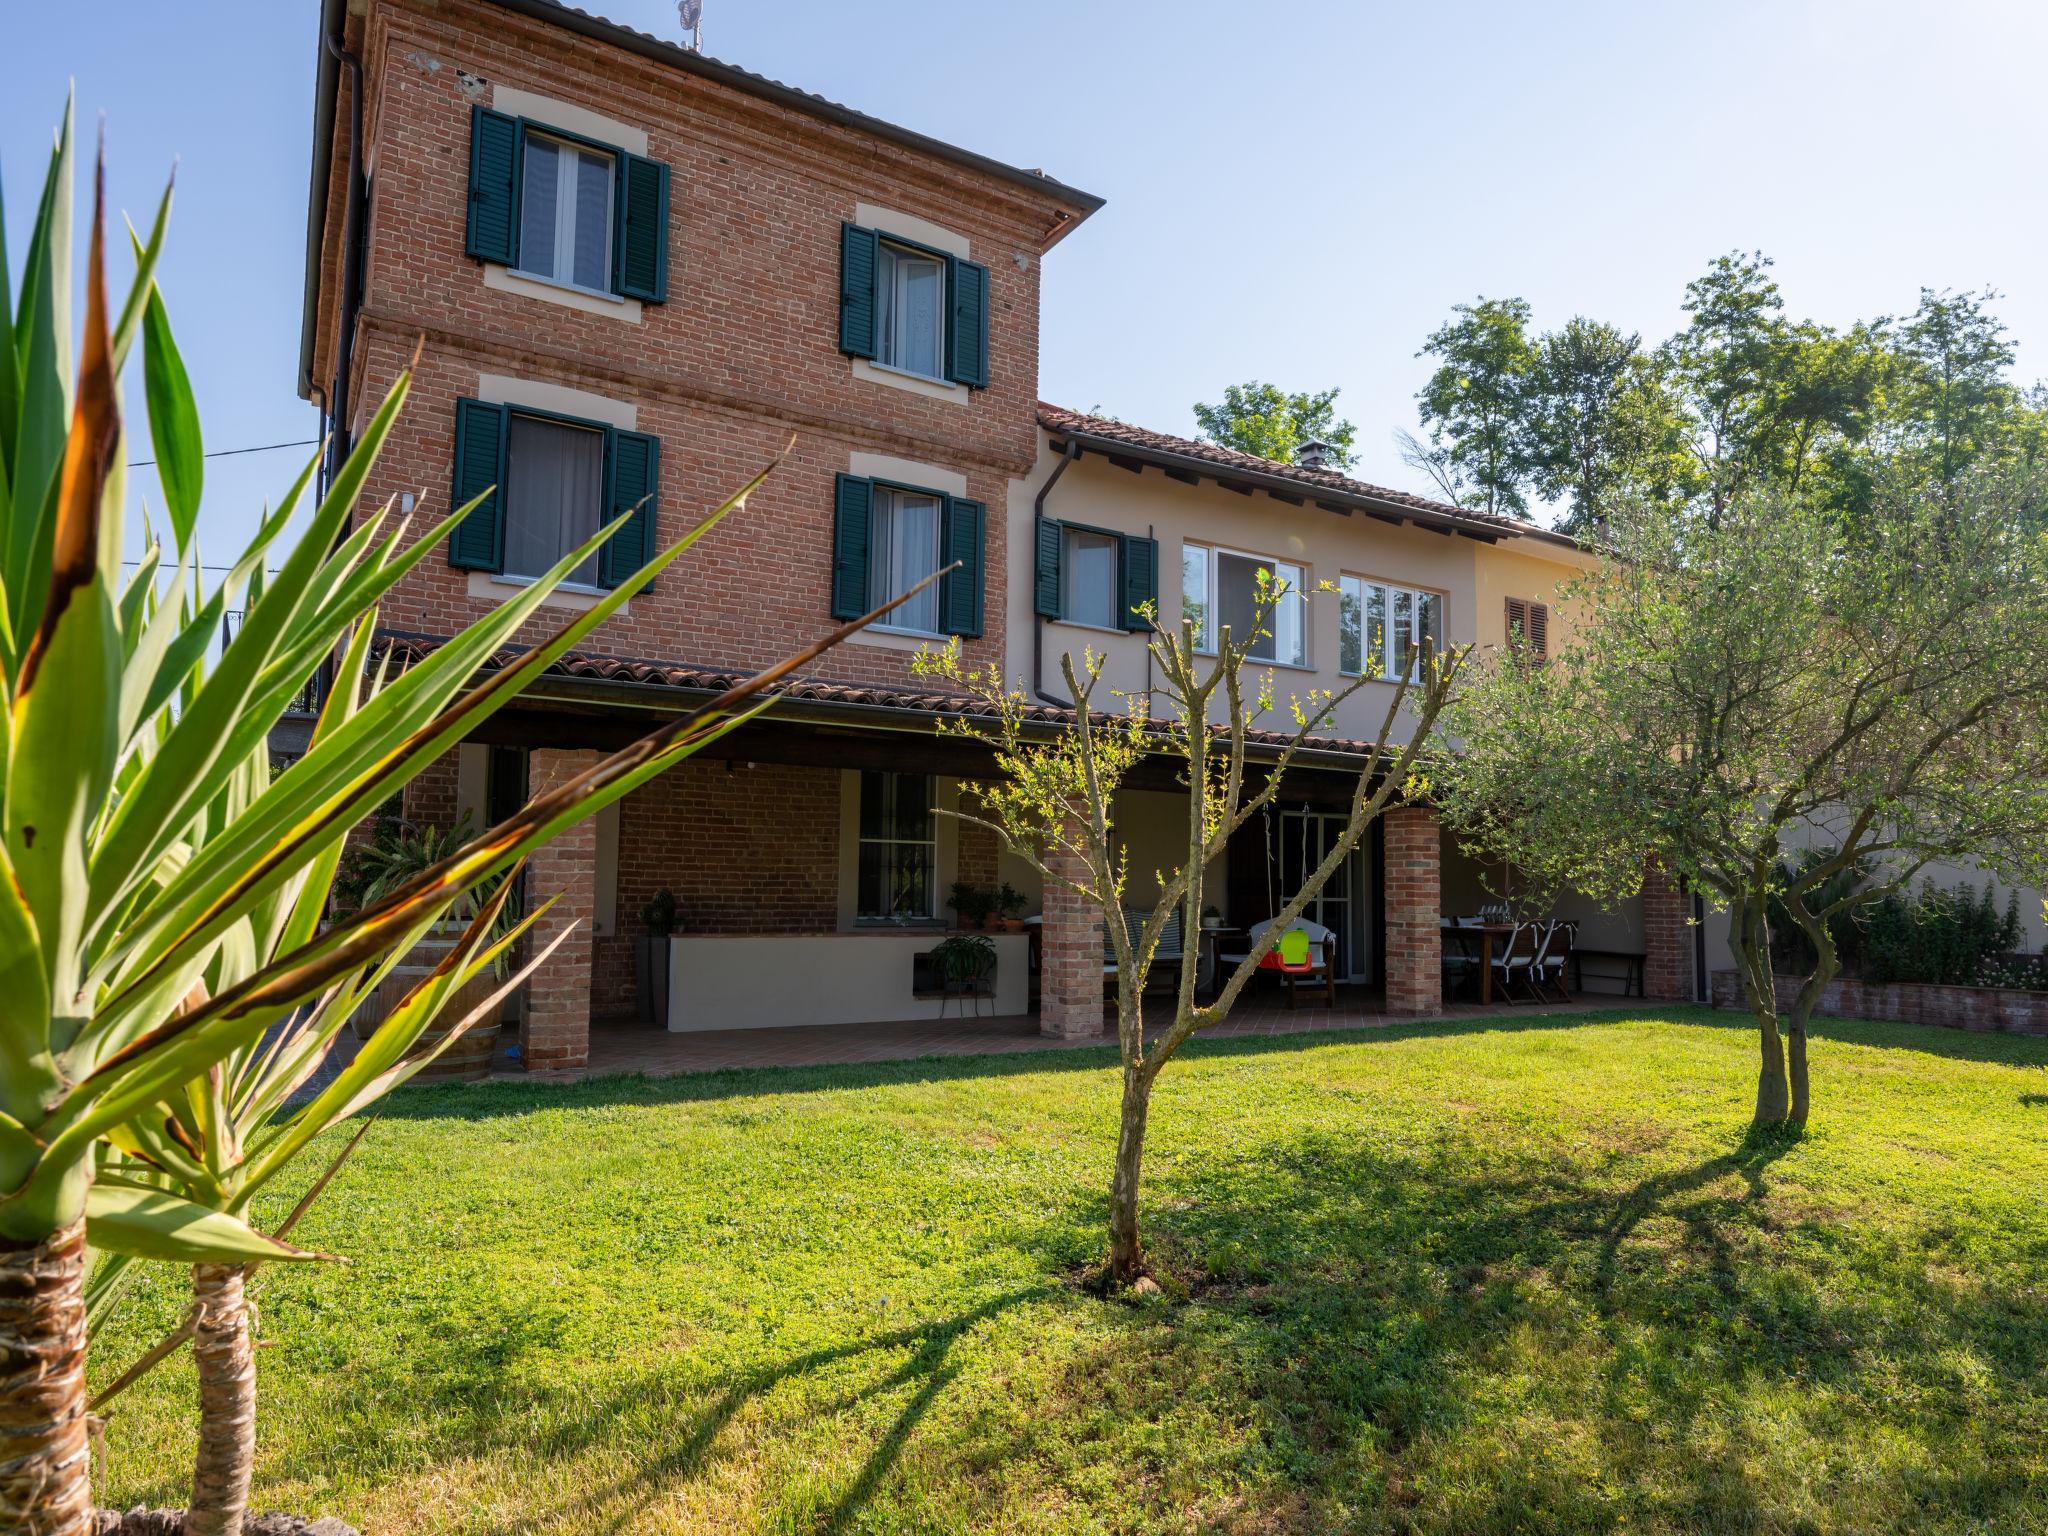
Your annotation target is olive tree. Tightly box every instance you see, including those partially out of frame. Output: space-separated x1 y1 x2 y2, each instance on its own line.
917 583 1460 1287
1437 471 2048 1129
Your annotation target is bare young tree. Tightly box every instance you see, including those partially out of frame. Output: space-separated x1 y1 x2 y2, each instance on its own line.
917 583 1461 1287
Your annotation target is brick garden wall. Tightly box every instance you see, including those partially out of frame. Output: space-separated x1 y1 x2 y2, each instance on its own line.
1712 970 2048 1035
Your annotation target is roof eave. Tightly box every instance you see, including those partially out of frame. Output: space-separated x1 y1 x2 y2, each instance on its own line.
296 0 345 403
1046 422 1586 551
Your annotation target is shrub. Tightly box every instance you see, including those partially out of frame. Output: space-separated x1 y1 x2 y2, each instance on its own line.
1860 879 2027 987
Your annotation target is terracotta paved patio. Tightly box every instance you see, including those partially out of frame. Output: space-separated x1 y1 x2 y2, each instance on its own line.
571 986 1626 1080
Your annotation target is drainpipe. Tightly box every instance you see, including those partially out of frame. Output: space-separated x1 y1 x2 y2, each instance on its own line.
324 23 367 498
1031 439 1081 708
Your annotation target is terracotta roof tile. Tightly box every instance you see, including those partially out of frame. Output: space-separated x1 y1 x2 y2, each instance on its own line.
372 631 1395 761
1037 403 1578 545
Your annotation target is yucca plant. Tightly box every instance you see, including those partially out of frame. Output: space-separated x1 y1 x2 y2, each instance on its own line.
0 109 933 1533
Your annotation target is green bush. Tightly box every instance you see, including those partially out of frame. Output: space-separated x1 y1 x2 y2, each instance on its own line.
1860 879 2027 986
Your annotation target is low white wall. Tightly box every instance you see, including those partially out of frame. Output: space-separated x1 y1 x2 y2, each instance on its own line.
666 933 1030 1031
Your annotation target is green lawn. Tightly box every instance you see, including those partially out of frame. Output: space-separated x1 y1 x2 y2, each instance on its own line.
91 1009 2048 1535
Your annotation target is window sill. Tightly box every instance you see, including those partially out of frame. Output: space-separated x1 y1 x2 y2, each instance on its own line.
1196 649 1315 674
467 569 625 615
509 269 626 304
483 263 643 322
1049 617 1134 638
851 356 967 405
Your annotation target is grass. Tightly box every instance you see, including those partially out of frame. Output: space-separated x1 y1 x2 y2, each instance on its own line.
89 1007 2048 1535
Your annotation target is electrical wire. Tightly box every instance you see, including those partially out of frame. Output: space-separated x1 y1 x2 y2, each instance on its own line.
127 437 319 469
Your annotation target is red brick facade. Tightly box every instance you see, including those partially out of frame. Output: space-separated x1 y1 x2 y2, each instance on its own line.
312 0 1089 691
1038 821 1105 1039
1641 862 1695 1003
1382 807 1442 1017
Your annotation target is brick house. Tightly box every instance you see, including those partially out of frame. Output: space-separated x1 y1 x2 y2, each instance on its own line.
299 0 1697 1071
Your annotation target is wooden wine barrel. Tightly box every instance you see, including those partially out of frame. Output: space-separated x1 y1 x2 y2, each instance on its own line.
358 925 505 1083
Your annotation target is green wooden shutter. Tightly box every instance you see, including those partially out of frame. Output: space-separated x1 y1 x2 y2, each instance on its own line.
466 106 521 266
600 429 661 589
839 223 879 358
449 398 508 571
1034 517 1063 619
831 474 873 619
1121 534 1159 631
941 496 986 638
615 152 670 302
945 256 990 388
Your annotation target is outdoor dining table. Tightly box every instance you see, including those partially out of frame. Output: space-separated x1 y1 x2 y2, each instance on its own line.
1439 919 1523 1005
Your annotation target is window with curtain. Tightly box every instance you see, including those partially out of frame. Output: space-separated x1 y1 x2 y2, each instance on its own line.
869 486 944 634
1061 526 1120 628
517 130 614 293
857 772 937 922
502 413 605 585
876 240 945 379
1187 544 1306 665
1340 576 1444 680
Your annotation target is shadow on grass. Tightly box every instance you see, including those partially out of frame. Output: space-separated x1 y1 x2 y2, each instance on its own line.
477 1288 1050 1536
258 1111 2048 1535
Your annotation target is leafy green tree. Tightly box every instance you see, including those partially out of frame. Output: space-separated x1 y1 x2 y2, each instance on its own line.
1523 319 1698 534
1401 297 1536 517
1657 251 1797 511
1890 287 2018 488
1192 381 1358 468
1439 468 2048 1130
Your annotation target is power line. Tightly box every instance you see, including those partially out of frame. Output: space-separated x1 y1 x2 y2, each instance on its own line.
127 437 319 469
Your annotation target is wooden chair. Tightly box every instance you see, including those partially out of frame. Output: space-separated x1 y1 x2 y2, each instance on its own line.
1532 920 1575 1003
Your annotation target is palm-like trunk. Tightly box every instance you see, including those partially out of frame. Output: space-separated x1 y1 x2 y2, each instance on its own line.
1107 1066 1154 1286
186 1262 257 1536
0 1223 94 1536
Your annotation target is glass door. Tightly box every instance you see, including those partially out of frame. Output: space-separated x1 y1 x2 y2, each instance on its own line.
1277 811 1369 981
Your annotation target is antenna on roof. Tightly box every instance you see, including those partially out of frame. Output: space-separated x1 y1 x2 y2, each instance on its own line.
677 0 703 51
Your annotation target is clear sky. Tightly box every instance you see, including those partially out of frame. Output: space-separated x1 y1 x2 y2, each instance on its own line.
8 0 2048 559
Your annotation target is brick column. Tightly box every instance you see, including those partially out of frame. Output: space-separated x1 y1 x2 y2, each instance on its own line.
1642 862 1695 1002
1038 822 1104 1039
1382 806 1442 1017
522 748 600 1074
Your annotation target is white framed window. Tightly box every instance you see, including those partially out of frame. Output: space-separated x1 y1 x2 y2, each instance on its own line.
876 240 945 380
502 413 605 586
1061 526 1120 629
857 771 937 922
1340 575 1444 680
516 130 614 294
1182 542 1306 666
869 485 945 635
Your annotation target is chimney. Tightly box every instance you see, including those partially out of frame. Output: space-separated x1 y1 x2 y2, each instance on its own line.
1294 438 1339 472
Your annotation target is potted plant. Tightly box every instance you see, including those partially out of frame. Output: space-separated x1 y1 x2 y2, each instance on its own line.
949 880 993 930
996 882 1029 932
930 931 998 1000
639 887 679 1027
1202 904 1222 931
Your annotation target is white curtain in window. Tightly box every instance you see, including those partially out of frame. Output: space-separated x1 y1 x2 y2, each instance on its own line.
503 414 605 584
1065 529 1118 627
871 489 941 632
571 148 611 290
877 243 943 378
519 137 560 276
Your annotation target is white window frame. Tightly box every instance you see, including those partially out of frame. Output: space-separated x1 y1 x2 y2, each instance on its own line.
1182 541 1308 667
856 771 940 924
513 127 615 298
1339 574 1444 682
875 238 948 382
867 483 948 640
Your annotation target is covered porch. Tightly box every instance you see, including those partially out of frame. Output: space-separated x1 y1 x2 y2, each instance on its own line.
400 647 1698 1077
